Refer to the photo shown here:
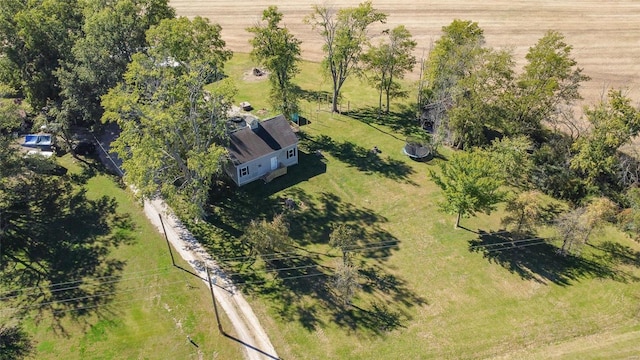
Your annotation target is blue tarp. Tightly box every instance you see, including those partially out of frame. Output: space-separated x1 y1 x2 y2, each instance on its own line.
23 134 53 147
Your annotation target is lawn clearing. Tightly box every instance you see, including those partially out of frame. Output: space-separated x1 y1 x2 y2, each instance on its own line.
1 156 243 359
196 53 640 359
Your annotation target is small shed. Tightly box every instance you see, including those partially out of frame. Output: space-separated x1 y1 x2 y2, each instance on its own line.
226 114 298 186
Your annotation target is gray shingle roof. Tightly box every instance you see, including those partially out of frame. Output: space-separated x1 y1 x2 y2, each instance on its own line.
227 114 298 164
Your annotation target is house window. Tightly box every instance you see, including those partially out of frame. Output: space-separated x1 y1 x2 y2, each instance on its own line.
286 147 296 159
239 166 249 177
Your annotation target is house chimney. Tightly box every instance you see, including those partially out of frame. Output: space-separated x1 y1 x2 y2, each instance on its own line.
249 119 260 130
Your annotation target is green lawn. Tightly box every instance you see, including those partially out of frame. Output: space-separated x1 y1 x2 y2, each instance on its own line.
5 156 243 359
198 53 640 359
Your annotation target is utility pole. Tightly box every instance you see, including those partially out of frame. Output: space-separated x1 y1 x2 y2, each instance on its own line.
206 267 223 333
159 214 176 267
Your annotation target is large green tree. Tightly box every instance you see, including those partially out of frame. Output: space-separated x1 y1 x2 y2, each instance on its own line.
362 25 417 113
247 6 301 120
102 17 232 219
571 89 640 184
305 1 387 113
56 0 174 127
503 30 589 137
0 0 83 110
430 149 506 228
420 20 494 147
446 48 514 148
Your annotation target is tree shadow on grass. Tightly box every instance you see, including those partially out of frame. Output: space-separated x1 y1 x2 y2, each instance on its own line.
590 241 640 270
294 85 331 105
300 132 416 184
344 105 421 138
0 177 133 333
468 230 638 286
196 177 413 334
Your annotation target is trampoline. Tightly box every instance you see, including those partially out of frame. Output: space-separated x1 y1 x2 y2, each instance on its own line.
403 135 432 160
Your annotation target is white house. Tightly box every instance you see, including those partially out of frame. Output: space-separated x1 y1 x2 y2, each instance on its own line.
225 114 298 186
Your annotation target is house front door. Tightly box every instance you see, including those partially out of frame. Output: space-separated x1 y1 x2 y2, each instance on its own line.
270 156 278 171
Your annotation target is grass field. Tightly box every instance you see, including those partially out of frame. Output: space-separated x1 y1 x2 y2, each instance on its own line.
196 53 640 359
2 157 244 359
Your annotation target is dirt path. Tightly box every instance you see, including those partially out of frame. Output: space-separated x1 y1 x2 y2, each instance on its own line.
144 199 279 360
95 129 279 360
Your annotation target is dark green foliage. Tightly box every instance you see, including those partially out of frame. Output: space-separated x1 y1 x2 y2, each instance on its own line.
102 16 232 219
504 31 589 138
0 0 83 110
56 0 175 127
248 6 302 120
530 136 588 203
571 89 640 185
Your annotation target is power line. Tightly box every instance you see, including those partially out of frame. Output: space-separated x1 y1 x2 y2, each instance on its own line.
0 266 173 298
1 278 190 314
0 236 554 306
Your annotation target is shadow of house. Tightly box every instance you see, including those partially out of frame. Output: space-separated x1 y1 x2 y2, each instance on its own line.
226 115 299 186
300 133 415 184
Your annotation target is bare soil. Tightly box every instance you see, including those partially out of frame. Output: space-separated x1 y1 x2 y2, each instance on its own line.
170 0 640 106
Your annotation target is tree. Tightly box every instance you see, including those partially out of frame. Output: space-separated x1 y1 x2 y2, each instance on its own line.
102 16 233 219
361 25 417 113
446 48 514 148
503 30 589 137
420 20 508 148
555 198 616 255
430 149 506 228
571 89 640 184
0 0 83 109
619 187 640 241
305 1 387 113
56 0 175 127
501 191 548 238
329 224 358 265
332 262 360 306
1 102 129 318
247 6 301 120
488 135 533 188
555 207 588 256
242 214 291 259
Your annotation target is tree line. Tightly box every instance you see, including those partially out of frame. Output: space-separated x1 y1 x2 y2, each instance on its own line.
425 20 640 254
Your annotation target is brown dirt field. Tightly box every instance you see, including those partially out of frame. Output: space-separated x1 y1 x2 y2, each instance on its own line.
170 0 640 106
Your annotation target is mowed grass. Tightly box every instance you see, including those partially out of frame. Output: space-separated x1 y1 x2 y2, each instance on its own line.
207 53 640 359
5 156 243 359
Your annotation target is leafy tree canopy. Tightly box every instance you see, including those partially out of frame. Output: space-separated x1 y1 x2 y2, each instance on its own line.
362 25 417 113
247 6 302 119
430 149 506 228
305 1 387 112
571 89 640 184
102 16 232 219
